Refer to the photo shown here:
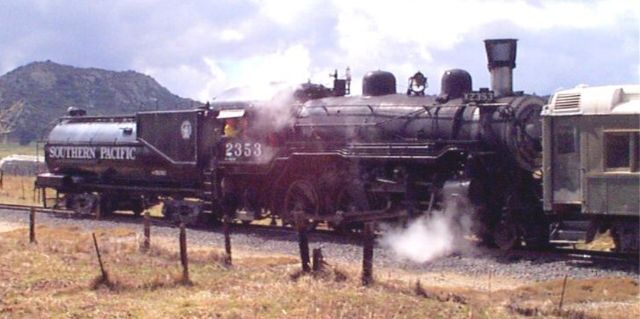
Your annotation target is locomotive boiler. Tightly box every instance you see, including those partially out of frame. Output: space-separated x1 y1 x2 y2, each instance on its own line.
216 39 547 249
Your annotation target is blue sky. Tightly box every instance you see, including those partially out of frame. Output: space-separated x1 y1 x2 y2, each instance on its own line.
0 0 637 101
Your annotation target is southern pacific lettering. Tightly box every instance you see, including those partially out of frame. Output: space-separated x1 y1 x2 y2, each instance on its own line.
99 146 136 160
48 146 136 160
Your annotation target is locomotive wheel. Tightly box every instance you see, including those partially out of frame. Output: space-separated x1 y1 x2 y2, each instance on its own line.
132 200 144 217
283 179 320 226
99 195 115 216
66 193 99 215
334 187 362 231
336 188 361 215
611 219 639 253
493 217 520 250
522 218 549 250
335 181 377 213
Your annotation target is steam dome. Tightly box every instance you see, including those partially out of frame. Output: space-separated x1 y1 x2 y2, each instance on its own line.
440 69 472 100
362 70 396 96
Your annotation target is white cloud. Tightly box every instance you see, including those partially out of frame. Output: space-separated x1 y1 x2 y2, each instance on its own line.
190 44 313 101
236 45 311 84
220 29 245 42
139 62 224 102
332 0 637 63
255 0 315 25
0 0 637 100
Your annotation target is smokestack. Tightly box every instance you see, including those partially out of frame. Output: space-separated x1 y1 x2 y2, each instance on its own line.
484 39 517 97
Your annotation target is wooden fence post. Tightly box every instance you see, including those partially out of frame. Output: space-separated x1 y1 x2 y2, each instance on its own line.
141 211 150 252
29 207 36 244
42 188 47 208
362 222 375 286
179 223 190 283
312 248 324 272
558 274 569 310
223 214 232 266
92 233 108 281
33 183 38 203
295 211 311 273
20 177 25 199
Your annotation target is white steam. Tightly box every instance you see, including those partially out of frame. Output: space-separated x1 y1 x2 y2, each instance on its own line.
379 196 474 263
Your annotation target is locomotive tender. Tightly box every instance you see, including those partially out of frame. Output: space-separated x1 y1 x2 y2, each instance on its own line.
35 39 639 252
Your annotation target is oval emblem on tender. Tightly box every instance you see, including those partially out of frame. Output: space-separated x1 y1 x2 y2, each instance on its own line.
180 120 192 139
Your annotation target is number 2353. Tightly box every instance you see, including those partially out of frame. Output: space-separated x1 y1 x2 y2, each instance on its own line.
225 142 263 157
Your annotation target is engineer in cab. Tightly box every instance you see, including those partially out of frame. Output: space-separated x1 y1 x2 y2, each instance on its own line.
223 117 248 138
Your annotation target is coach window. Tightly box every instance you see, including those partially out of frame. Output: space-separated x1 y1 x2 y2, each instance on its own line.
604 131 639 172
556 126 577 154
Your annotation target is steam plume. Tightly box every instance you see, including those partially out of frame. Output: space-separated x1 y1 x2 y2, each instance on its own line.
379 196 474 263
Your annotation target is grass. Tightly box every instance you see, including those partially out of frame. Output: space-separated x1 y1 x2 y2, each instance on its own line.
0 175 39 206
0 142 41 159
0 225 638 319
0 226 473 318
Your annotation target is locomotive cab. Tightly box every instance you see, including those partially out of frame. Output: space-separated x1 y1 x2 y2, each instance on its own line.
215 106 291 223
217 108 282 165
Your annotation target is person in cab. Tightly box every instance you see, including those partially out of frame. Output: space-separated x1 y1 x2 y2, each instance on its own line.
224 117 248 138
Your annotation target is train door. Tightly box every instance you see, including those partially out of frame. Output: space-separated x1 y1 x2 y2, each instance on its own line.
548 116 582 205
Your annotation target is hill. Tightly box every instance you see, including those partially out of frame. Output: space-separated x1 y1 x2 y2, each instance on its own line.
0 61 200 144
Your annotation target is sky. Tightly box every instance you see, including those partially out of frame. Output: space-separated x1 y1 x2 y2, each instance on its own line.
0 0 638 102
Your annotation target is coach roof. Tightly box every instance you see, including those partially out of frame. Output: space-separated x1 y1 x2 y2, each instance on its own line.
543 84 640 116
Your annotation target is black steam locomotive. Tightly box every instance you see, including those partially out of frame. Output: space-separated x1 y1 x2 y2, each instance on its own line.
35 39 639 252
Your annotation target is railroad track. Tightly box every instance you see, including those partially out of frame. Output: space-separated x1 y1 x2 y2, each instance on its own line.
0 203 72 214
551 247 638 263
1 202 637 264
0 202 357 241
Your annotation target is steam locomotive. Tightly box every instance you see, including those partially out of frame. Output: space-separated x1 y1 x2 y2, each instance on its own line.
35 39 639 253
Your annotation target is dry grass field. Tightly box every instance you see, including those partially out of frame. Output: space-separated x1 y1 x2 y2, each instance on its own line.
0 225 638 319
0 143 40 159
0 175 40 206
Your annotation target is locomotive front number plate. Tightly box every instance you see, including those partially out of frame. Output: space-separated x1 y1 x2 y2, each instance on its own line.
464 91 495 103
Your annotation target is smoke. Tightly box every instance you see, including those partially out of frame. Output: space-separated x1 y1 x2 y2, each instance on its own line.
216 81 301 135
216 81 293 102
379 196 475 263
258 86 300 130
